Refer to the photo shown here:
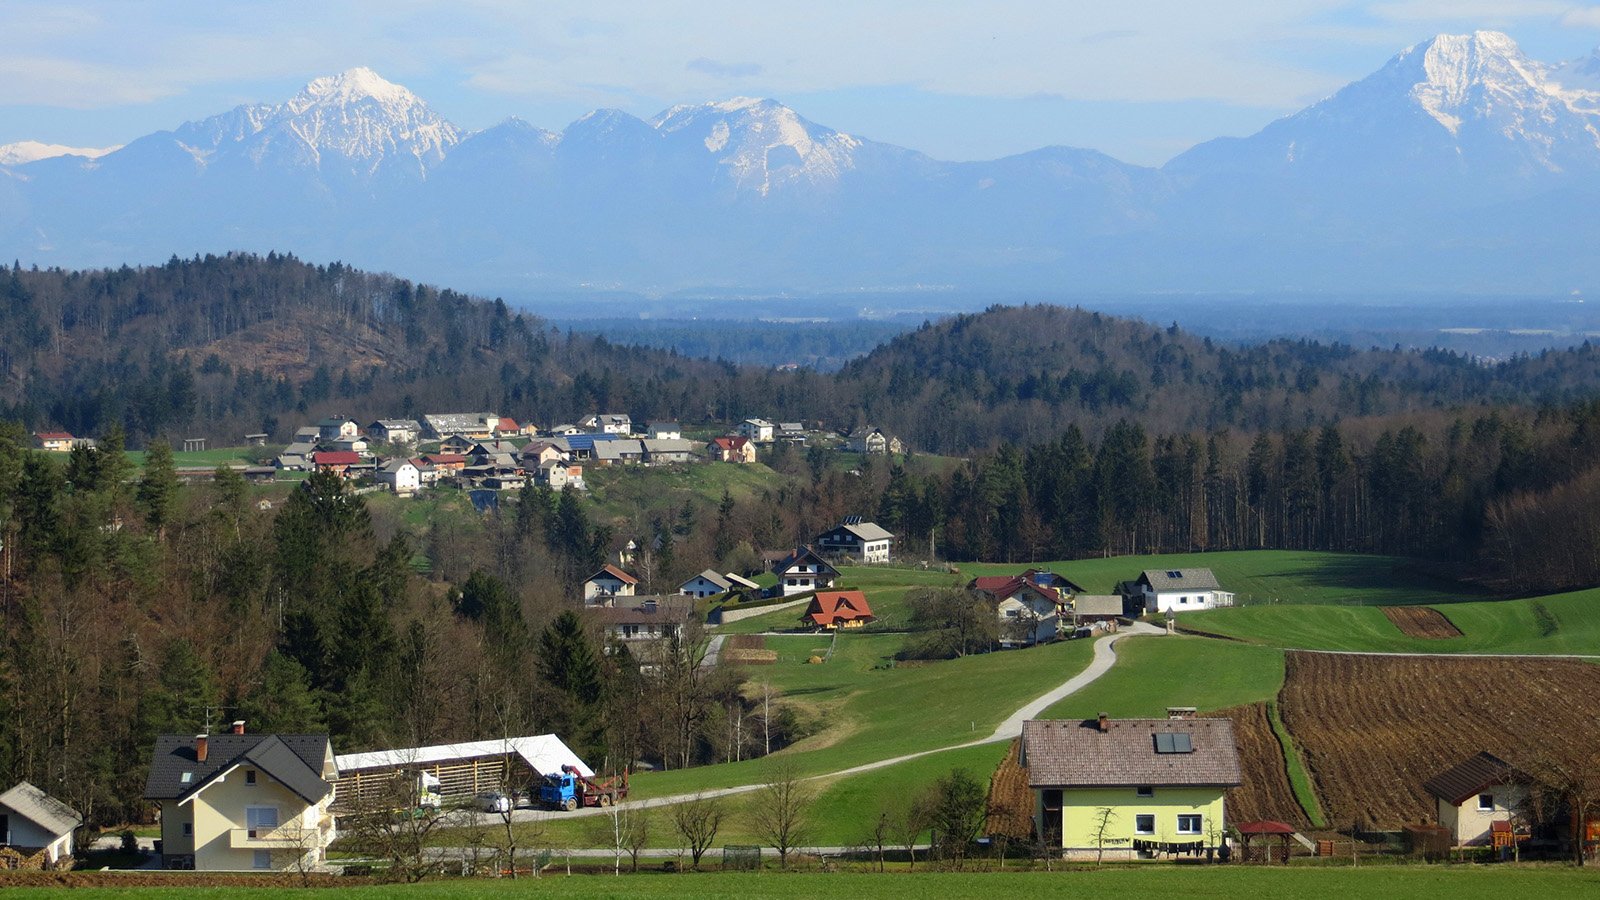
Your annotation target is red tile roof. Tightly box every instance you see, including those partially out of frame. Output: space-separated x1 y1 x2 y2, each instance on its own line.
589 564 639 585
971 575 1063 604
805 590 875 627
712 436 750 450
312 451 362 466
35 431 74 441
421 454 467 465
497 418 520 432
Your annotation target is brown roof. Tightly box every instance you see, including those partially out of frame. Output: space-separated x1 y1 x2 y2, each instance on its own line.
805 591 875 627
586 597 695 626
1423 751 1529 805
1235 820 1297 835
588 564 639 585
1023 718 1242 788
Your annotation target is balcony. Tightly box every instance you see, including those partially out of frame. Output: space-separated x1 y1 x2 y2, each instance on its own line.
228 825 315 849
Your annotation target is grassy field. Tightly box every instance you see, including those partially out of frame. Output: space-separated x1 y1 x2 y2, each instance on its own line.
13 864 1600 897
584 462 793 522
1181 587 1600 654
1040 637 1285 721
961 550 1492 607
122 445 277 469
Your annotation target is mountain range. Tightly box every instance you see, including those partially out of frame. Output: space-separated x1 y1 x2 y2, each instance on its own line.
4 31 1600 300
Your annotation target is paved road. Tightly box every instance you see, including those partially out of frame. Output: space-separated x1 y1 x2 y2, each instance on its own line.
698 634 726 672
493 624 1164 825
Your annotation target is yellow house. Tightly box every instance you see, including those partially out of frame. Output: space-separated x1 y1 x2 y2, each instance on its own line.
144 726 338 871
1022 715 1241 861
1424 751 1533 847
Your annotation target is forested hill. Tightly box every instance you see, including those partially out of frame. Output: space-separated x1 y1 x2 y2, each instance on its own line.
7 255 1600 451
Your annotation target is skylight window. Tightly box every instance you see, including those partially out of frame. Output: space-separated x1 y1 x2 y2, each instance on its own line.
1154 733 1194 754
1166 570 1182 579
180 772 193 783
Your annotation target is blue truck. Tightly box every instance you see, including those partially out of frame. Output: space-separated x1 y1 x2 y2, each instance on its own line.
537 765 628 811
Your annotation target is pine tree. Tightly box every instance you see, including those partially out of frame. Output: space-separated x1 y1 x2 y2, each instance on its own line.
136 438 180 538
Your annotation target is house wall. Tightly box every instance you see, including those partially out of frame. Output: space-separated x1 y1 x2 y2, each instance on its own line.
181 768 332 871
1146 589 1232 614
998 596 1059 645
1 811 72 863
778 565 833 597
584 578 635 601
681 578 726 599
1041 786 1227 856
1445 785 1528 846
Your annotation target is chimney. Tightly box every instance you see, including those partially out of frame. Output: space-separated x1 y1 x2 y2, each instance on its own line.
195 734 208 762
1167 707 1197 720
1097 712 1110 733
230 720 246 734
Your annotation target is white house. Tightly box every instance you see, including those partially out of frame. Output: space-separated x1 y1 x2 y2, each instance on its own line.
771 547 840 597
737 418 776 443
1131 569 1234 614
145 726 339 872
581 413 633 435
0 781 81 867
327 435 369 453
367 419 422 446
646 421 682 440
970 574 1068 646
316 418 359 441
814 519 894 563
583 565 639 604
1424 752 1534 847
376 459 421 496
679 570 733 599
537 460 586 491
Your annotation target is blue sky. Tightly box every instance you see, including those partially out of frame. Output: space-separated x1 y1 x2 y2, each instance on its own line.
4 1 1600 165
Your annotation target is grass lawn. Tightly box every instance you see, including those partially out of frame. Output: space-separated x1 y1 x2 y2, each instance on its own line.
1181 587 1600 655
123 445 276 469
583 462 794 522
961 550 1491 607
18 862 1600 897
1039 636 1285 721
712 565 960 635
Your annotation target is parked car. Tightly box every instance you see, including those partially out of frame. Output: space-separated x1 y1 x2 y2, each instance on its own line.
475 791 511 814
1068 626 1095 640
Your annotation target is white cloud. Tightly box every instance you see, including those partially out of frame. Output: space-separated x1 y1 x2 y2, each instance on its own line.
1561 6 1600 29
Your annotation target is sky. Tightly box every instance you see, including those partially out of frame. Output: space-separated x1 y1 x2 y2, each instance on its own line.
4 1 1600 166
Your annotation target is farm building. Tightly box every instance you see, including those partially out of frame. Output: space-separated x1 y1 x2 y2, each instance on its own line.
1423 751 1535 847
771 547 839 597
803 590 875 629
333 735 590 813
586 597 696 643
1129 568 1235 614
1022 714 1241 860
709 436 757 463
970 573 1069 646
0 781 81 868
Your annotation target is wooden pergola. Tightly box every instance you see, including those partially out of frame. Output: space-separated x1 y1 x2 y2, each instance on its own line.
1234 820 1297 863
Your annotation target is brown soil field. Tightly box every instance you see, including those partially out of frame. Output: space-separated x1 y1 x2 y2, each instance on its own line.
1381 606 1463 639
724 635 768 650
1279 651 1600 829
986 738 1034 840
1206 704 1310 829
722 649 778 665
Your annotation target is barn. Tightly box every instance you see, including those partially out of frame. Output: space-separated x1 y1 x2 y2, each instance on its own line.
331 735 591 812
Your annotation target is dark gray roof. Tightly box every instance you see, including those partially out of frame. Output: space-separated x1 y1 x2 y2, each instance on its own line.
145 733 333 804
1423 751 1530 805
0 781 81 837
1023 718 1241 788
587 597 696 626
1138 568 1223 592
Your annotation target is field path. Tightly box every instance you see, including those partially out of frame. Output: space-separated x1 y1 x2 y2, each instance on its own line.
510 623 1163 822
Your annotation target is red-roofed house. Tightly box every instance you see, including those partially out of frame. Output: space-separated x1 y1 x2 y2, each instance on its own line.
312 451 362 476
583 565 640 605
33 432 79 452
420 454 468 475
495 417 522 437
708 436 756 464
803 591 875 630
970 570 1081 646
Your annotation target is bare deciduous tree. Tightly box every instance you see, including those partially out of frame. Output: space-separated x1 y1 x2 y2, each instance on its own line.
1091 806 1117 867
746 761 816 869
670 794 725 871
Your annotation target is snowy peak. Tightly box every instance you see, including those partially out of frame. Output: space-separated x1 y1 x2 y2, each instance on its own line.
290 66 418 110
650 97 863 194
0 140 120 166
1392 31 1550 133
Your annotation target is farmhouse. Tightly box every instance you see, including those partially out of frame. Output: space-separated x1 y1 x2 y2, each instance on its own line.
144 724 339 872
737 418 775 443
1073 594 1128 623
815 518 894 563
311 450 362 477
367 419 422 446
316 417 359 441
583 565 639 604
803 590 875 629
332 734 590 813
1129 568 1235 614
846 427 903 455
642 438 695 464
1023 714 1241 860
0 781 81 868
971 574 1067 646
423 413 498 441
680 570 733 599
1423 751 1536 847
32 432 84 452
771 546 840 597
376 459 421 496
709 436 757 463
646 421 682 440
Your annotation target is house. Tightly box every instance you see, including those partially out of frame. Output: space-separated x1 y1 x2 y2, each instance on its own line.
970 574 1067 646
803 590 875 629
1023 714 1241 860
521 441 565 467
411 458 439 486
0 781 81 868
32 432 79 452
144 724 339 872
293 426 322 444
311 451 362 477
367 419 422 446
642 438 695 464
1424 752 1536 847
418 453 467 476
438 434 476 455
275 441 317 471
494 417 523 438
771 547 840 597
1073 595 1127 623
846 427 903 455
815 518 894 563
646 421 682 440
777 422 807 444
316 417 359 441
545 423 582 437
588 597 695 643
565 433 622 461
1129 569 1235 614
376 459 421 496
583 565 640 604
738 418 776 443
326 435 369 453
536 460 585 491
709 436 757 464
423 413 498 441
244 433 269 446
581 413 633 435
680 570 733 599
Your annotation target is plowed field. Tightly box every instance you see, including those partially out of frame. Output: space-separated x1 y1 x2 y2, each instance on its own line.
1279 651 1600 828
1207 704 1309 829
1381 606 1462 639
986 738 1034 840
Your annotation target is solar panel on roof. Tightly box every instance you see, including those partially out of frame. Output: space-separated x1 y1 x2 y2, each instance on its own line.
1166 570 1182 578
1154 732 1194 754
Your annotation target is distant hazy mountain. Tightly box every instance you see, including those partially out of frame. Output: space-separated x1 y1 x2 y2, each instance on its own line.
5 35 1600 298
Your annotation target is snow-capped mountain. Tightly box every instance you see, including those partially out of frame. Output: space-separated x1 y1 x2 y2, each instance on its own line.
0 141 119 166
6 36 1600 297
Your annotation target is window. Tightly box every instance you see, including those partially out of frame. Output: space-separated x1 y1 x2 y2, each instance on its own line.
1135 814 1155 834
1177 814 1202 834
1478 793 1495 811
252 850 272 869
245 770 257 785
182 823 193 836
1136 785 1154 798
1153 733 1194 754
180 772 193 784
246 807 279 838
